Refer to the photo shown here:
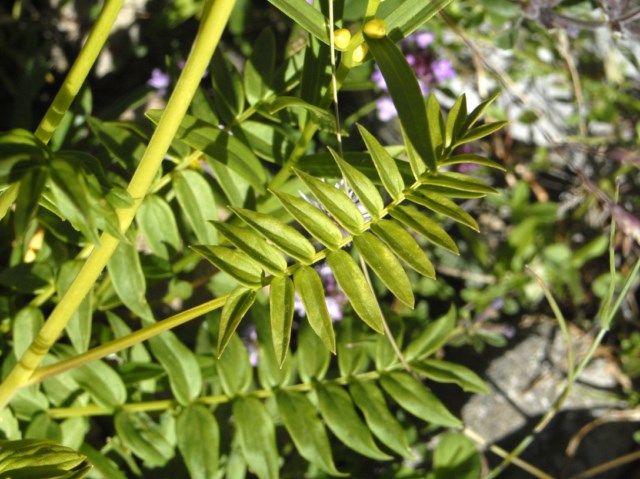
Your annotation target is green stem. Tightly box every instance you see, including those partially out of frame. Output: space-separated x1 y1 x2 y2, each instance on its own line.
35 0 125 144
0 0 237 408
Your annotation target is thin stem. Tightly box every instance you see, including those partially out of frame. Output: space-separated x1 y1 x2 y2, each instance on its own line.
0 0 237 408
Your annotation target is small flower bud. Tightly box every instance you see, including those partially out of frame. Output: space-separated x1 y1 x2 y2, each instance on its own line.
363 19 386 39
333 28 351 49
351 44 368 63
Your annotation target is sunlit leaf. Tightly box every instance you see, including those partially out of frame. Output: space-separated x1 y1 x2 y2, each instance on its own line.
269 276 295 366
115 412 174 468
137 194 181 260
389 205 459 254
217 288 257 357
266 0 329 44
12 306 44 360
173 169 218 244
244 28 276 105
454 121 508 147
445 94 467 148
176 405 220 479
404 306 456 361
357 124 405 201
433 432 481 479
439 153 505 171
407 190 479 231
412 359 490 394
233 397 279 479
191 245 264 288
218 334 253 395
371 220 435 278
419 172 498 195
294 267 336 353
383 0 454 42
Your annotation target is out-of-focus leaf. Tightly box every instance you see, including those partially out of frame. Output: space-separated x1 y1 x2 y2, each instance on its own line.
191 245 263 288
275 390 344 476
80 443 127 479
244 28 276 105
407 191 479 231
0 263 54 295
353 233 414 308
269 276 295 366
404 306 456 361
0 439 89 478
217 288 257 357
380 371 462 428
327 250 384 334
266 0 329 44
173 169 218 244
317 384 392 460
217 334 253 396
331 149 384 220
383 0 454 42
366 35 435 170
273 190 343 249
56 261 91 353
294 169 364 234
212 221 287 275
357 124 405 201
350 381 413 459
296 321 331 382
412 359 490 394
232 207 316 264
389 205 459 254
233 397 279 479
433 431 481 479
114 412 174 468
12 306 44 360
294 267 336 354
137 195 180 260
371 220 435 278
176 405 219 479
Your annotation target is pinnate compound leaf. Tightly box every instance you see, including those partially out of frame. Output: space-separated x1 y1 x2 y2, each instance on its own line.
293 267 336 354
389 206 459 254
404 306 456 361
231 207 316 264
173 169 218 244
217 334 253 395
380 372 462 428
371 220 435 278
294 169 365 234
269 276 295 366
433 432 481 479
218 288 257 357
317 384 392 460
327 250 385 334
419 172 498 195
275 390 345 477
211 221 287 275
439 153 505 171
114 412 174 468
366 35 435 171
176 405 219 479
148 331 203 405
349 381 413 459
412 359 490 394
445 94 468 147
330 148 384 220
233 397 279 479
137 194 181 260
272 190 343 249
191 245 263 288
244 28 276 106
357 124 404 201
353 233 414 308
407 191 479 231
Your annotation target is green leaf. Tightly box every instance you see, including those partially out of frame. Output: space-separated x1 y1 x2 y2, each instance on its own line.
0 439 88 478
389 205 459 254
400 125 427 180
137 194 180 260
327 250 384 334
273 190 343 249
173 169 218 244
300 39 331 107
353 233 414 308
293 267 336 354
106 239 154 321
454 121 508 147
191 245 263 288
433 432 481 479
462 90 500 131
426 94 445 157
114 412 174 468
445 94 467 148
407 191 479 231
176 405 220 479
244 28 276 105
357 124 405 201
439 153 505 171
366 35 435 171
275 390 344 476
233 397 279 479
270 97 337 131
14 167 47 241
64 354 126 409
212 221 287 276
232 207 316 264
206 159 250 207
217 334 253 396
383 0 454 42
412 359 490 394
317 384 392 460
349 381 413 459
237 121 293 164
146 111 266 193
371 219 435 278
86 117 145 170
267 0 329 45
57 261 91 353
80 444 127 479
210 49 245 120
148 331 203 405
404 306 456 361
419 172 498 195
380 372 462 428
269 276 295 366
297 321 331 382
12 306 44 360
218 288 257 357
294 169 365 234
330 148 384 220
0 129 50 186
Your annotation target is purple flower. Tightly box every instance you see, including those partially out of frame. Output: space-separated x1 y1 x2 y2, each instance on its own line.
148 68 170 92
376 96 397 121
371 67 387 91
414 31 434 48
431 59 456 83
293 263 347 322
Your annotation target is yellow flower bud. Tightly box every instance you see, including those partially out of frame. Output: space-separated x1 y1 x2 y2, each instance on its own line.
333 28 351 49
351 44 368 64
363 19 386 39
